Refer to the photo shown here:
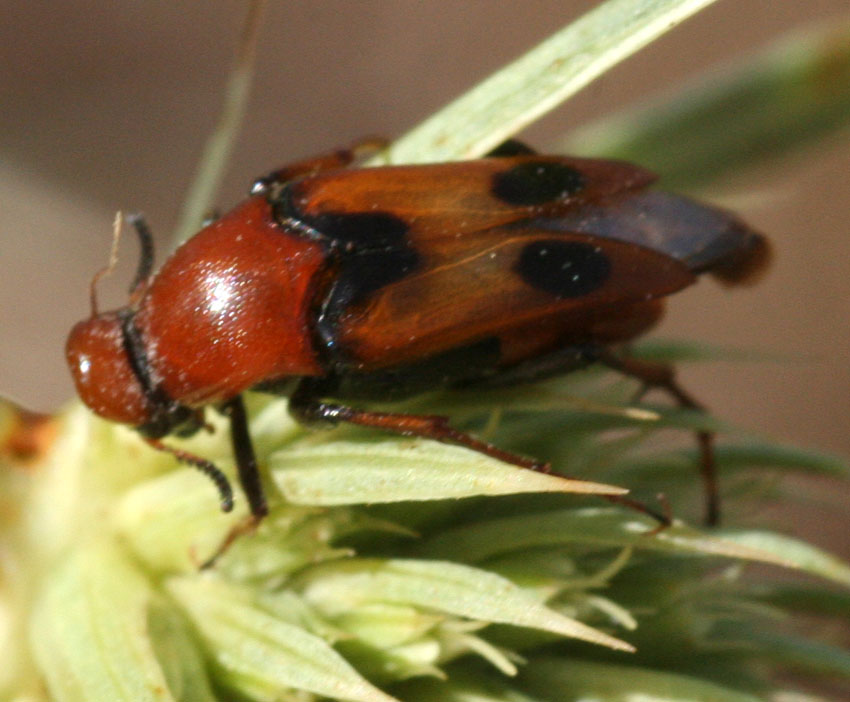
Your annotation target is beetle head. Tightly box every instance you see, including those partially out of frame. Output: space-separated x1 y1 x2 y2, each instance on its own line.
66 213 201 436
66 310 153 426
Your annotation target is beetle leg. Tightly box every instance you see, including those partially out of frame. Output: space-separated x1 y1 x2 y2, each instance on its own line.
596 350 719 526
289 378 671 527
250 137 389 195
221 395 269 519
289 378 550 472
190 396 270 570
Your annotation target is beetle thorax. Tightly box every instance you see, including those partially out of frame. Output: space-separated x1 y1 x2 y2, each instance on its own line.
131 196 327 406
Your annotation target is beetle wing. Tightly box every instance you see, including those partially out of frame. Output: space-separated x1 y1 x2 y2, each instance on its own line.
327 225 694 369
277 156 656 249
531 190 769 284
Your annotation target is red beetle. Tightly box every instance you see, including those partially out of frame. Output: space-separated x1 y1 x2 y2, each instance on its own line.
66 140 767 528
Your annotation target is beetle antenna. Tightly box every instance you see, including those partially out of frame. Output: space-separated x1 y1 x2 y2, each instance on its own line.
144 437 235 513
88 211 124 317
126 213 156 303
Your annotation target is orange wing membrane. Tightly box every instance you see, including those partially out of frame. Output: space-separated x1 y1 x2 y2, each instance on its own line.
274 155 762 371
329 226 694 368
277 156 656 249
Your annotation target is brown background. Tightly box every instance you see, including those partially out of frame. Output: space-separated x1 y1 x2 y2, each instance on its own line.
2 2 849 545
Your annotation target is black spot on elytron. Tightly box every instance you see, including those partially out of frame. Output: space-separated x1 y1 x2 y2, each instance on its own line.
492 161 586 206
272 185 412 251
315 246 421 363
515 239 611 299
330 248 420 309
303 211 411 251
271 184 423 362
486 139 537 158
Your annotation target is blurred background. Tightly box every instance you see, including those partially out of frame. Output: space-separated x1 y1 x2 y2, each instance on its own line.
2 2 849 535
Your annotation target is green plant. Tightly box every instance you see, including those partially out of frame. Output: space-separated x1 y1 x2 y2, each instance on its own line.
3 1 850 700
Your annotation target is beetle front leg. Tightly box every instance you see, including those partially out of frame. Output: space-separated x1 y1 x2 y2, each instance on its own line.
196 395 269 569
597 350 719 526
221 394 268 519
250 137 389 195
288 378 550 472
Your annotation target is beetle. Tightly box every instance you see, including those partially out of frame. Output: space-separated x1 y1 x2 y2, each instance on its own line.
66 139 768 533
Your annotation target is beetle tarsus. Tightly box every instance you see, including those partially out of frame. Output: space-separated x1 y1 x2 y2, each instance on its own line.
597 350 719 526
199 513 263 570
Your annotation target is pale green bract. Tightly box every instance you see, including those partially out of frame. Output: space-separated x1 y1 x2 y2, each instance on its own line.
5 0 850 701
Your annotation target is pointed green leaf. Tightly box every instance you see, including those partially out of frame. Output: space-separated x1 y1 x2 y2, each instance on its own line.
521 657 763 701
563 19 850 189
270 439 626 505
710 620 850 678
168 576 398 702
615 442 850 486
378 0 720 164
630 338 795 363
171 3 265 245
713 443 849 477
30 541 215 702
717 530 850 585
758 583 850 618
296 558 634 652
417 508 796 568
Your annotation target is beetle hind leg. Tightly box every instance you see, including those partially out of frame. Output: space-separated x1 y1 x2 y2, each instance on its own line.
596 350 719 526
289 378 672 527
289 378 550 472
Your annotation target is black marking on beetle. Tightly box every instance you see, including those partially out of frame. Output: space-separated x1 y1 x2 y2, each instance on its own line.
326 337 503 401
486 139 537 158
271 186 422 364
327 247 421 310
119 311 198 438
119 310 159 405
269 186 326 241
492 161 586 206
305 211 411 252
515 239 611 299
313 241 421 367
273 185 411 252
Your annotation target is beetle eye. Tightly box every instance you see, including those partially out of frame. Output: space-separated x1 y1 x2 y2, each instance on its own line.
65 313 152 427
